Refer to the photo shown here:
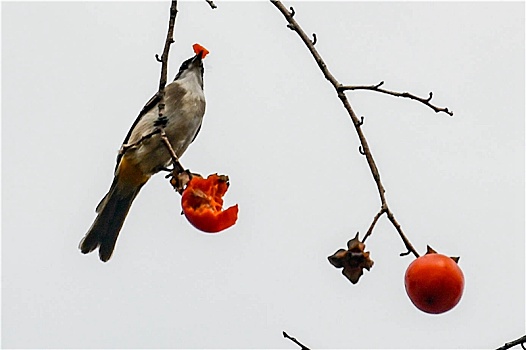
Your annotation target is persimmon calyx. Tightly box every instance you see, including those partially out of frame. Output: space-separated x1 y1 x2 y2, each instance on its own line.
328 232 374 284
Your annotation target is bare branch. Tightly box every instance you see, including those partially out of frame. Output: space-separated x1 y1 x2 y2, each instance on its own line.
153 1 195 194
117 1 188 195
339 82 453 116
205 0 217 9
386 208 420 258
154 0 178 142
283 331 310 350
160 129 184 174
271 0 420 258
362 207 386 243
270 1 341 87
121 1 177 158
155 3 186 171
157 0 178 100
271 1 386 202
119 129 161 156
160 129 192 194
496 335 526 350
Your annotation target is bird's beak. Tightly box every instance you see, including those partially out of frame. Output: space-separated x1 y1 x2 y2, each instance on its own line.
186 54 203 69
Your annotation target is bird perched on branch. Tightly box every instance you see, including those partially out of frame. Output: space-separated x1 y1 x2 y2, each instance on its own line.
79 44 209 262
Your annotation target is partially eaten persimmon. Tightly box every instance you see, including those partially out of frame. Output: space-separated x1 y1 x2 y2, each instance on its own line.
192 43 210 59
181 174 238 233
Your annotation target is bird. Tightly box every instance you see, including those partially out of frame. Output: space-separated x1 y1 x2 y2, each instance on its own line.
79 46 207 262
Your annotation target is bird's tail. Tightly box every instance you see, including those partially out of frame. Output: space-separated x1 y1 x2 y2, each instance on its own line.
79 178 143 262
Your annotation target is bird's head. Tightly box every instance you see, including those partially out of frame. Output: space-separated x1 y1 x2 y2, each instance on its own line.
174 44 209 88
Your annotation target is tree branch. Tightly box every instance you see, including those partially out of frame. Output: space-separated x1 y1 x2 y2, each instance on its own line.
154 1 196 194
283 331 310 350
121 1 190 193
205 0 217 9
157 0 178 115
362 207 386 243
496 335 526 350
156 2 187 182
160 129 184 174
270 0 420 258
119 1 182 177
339 81 453 116
119 129 162 156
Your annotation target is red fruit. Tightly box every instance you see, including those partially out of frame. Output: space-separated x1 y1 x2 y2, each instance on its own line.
181 174 238 233
404 248 464 314
192 43 209 59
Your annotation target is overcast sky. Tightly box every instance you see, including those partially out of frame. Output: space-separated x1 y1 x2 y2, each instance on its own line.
2 1 525 349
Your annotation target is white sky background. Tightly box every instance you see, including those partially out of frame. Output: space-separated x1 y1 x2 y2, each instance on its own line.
2 1 525 349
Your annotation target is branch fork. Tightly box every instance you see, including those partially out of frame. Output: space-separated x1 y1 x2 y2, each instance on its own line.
271 0 427 263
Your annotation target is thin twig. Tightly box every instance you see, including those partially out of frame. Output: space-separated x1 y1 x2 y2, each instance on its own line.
117 0 185 187
154 1 189 179
339 81 453 116
154 0 195 195
160 130 184 174
283 331 310 350
358 115 364 126
157 0 178 113
115 1 191 196
496 335 526 350
311 33 317 45
386 208 419 257
205 0 217 9
270 0 420 258
119 129 162 156
362 207 386 243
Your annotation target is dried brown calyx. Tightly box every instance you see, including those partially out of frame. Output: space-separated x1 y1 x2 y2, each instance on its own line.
328 232 374 284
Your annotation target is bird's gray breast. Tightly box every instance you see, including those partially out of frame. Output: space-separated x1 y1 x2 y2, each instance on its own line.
162 83 206 157
124 81 205 175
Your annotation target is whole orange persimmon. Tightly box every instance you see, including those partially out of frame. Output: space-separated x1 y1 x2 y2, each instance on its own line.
404 248 464 314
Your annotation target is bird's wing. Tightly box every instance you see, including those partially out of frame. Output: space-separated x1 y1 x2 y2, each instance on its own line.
191 123 202 143
115 92 160 171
